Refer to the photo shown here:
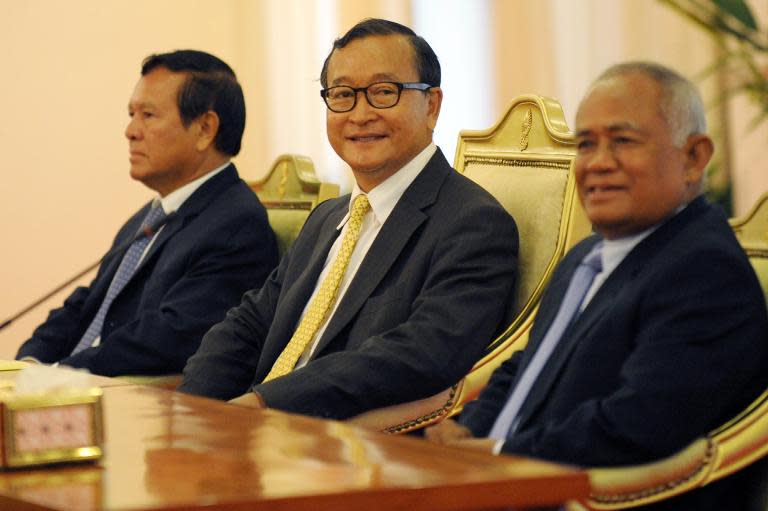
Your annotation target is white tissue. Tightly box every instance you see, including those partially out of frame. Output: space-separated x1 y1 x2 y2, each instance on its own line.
14 365 93 394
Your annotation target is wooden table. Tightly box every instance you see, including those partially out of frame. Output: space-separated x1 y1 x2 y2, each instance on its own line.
0 384 589 510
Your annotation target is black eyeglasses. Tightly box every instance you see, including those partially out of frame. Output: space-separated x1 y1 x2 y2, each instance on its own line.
320 81 433 113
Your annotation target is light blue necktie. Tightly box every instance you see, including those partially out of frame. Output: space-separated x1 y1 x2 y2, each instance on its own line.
488 242 603 440
71 202 166 355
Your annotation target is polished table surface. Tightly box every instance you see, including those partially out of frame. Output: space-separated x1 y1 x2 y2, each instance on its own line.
0 383 589 510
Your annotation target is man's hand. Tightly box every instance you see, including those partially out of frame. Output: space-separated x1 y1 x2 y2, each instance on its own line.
228 391 266 409
444 437 498 454
424 419 473 444
425 419 497 454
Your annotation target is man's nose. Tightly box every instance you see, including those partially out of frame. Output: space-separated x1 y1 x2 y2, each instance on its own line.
125 117 141 140
347 91 377 122
586 141 618 171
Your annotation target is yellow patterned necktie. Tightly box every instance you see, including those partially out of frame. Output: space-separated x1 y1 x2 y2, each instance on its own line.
263 194 371 382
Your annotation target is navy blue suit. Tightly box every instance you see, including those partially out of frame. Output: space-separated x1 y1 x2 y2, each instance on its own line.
180 149 519 419
460 196 768 509
17 164 278 376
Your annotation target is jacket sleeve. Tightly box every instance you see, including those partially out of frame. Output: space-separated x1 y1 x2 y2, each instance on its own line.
254 201 519 419
498 244 768 466
57 217 277 376
458 349 524 436
16 285 93 362
178 250 288 396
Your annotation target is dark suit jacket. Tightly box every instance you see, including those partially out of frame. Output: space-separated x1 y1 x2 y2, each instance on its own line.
180 149 519 419
17 164 278 376
460 196 768 509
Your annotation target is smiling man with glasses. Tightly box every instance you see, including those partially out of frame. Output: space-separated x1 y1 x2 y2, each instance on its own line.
180 18 519 420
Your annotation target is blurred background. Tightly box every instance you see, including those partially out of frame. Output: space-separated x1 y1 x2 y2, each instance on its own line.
1 0 766 358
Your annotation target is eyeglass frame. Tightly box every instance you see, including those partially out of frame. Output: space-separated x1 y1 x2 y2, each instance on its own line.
320 81 434 113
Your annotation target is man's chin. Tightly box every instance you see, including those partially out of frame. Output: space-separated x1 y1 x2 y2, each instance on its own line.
129 168 159 190
129 165 146 180
350 163 403 190
349 164 385 175
592 219 647 240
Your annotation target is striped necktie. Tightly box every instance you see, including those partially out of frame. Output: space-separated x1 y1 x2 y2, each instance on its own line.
488 242 603 440
263 194 370 382
71 202 166 355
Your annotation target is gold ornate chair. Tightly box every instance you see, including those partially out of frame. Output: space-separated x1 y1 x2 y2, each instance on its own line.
118 154 339 390
733 192 768 307
567 192 768 510
249 153 340 257
350 95 592 433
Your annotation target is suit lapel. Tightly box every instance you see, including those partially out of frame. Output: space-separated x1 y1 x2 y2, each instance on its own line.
104 164 239 305
514 251 646 430
514 198 711 429
257 204 345 371
310 150 451 357
134 164 239 274
507 239 600 423
278 204 346 332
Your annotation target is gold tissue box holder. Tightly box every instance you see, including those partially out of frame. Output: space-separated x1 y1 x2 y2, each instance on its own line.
0 387 104 468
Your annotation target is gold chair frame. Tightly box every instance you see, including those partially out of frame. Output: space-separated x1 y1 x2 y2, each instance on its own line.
249 153 340 257
350 95 591 433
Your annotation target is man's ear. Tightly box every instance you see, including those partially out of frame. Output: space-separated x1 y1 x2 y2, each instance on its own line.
195 111 220 151
683 133 714 185
426 87 443 131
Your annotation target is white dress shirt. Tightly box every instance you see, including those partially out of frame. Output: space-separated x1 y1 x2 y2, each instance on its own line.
294 144 437 368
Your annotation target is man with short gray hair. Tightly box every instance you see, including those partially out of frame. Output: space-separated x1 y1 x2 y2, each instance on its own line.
426 61 768 509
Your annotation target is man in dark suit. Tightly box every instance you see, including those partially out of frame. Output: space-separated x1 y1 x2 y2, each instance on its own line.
425 62 768 509
179 19 518 419
16 50 278 376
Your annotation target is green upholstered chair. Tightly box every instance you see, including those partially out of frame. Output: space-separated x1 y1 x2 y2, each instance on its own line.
249 154 340 257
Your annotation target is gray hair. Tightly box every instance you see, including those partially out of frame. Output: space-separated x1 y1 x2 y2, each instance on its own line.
594 61 707 146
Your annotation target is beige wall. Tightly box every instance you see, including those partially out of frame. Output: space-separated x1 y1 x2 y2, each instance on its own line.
1 0 766 360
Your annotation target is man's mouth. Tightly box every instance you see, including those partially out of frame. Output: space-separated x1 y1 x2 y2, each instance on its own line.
585 184 624 196
348 134 386 142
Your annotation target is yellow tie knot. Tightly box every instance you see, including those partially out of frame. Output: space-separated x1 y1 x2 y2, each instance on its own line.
350 194 370 221
263 194 370 382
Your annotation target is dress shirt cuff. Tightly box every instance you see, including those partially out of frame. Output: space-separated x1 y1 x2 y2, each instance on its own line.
18 356 43 364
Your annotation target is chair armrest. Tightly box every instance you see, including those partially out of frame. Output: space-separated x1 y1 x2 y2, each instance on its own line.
571 390 768 510
572 438 711 510
348 384 461 434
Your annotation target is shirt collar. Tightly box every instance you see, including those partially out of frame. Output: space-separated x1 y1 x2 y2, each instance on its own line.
338 143 436 229
158 162 230 214
601 230 653 278
600 202 689 277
